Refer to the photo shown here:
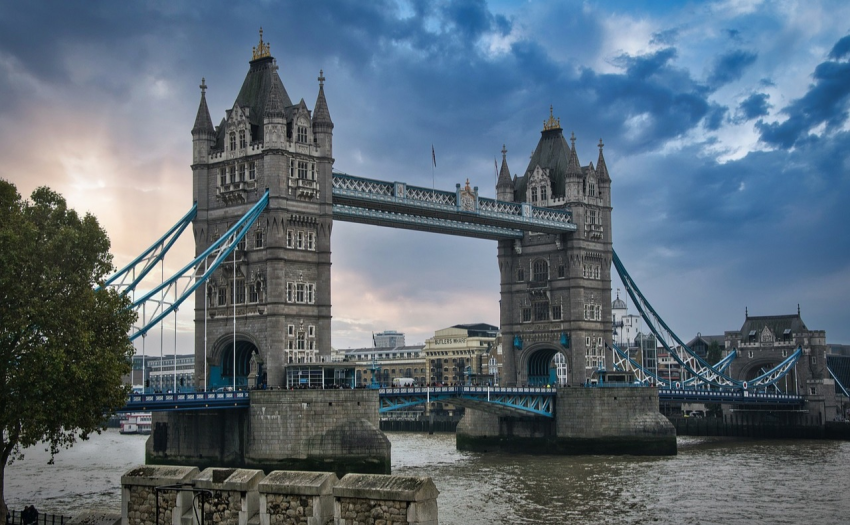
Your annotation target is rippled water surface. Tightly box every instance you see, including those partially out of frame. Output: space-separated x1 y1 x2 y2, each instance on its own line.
5 430 849 524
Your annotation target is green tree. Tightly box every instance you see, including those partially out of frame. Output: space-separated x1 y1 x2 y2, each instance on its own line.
0 180 136 523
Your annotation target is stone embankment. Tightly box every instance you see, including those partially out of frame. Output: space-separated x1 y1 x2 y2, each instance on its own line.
120 464 438 525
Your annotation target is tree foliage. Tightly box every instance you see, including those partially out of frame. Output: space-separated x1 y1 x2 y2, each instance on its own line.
0 180 136 522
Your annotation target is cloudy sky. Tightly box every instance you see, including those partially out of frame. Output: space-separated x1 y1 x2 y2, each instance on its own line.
1 0 849 352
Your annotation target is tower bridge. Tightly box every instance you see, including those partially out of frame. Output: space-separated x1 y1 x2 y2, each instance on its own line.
107 31 844 473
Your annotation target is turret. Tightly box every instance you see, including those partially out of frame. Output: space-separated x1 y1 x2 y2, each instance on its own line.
496 144 513 202
312 70 334 158
191 78 215 164
564 131 583 202
596 138 611 207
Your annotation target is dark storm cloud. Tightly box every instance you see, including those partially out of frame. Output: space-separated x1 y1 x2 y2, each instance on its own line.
706 49 758 89
757 37 850 149
650 28 679 46
704 103 728 131
573 48 712 152
828 34 850 60
736 92 771 121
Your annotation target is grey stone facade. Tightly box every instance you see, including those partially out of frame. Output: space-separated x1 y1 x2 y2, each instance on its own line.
191 32 334 388
496 111 613 386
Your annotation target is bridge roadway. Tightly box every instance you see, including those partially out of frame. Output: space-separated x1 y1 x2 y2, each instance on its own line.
119 386 803 415
331 173 577 240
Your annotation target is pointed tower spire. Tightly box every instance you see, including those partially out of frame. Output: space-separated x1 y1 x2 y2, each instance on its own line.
192 78 215 136
567 131 581 174
264 65 285 119
312 69 334 132
496 144 514 202
596 138 610 181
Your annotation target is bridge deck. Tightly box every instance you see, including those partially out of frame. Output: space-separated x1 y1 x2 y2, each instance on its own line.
332 173 576 239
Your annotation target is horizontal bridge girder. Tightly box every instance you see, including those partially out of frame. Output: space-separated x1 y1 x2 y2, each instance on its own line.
378 386 556 417
333 204 524 240
332 173 576 238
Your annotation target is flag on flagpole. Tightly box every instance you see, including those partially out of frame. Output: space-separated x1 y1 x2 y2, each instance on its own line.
431 145 436 168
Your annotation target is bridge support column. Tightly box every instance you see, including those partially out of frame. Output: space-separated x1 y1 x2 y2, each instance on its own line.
146 390 391 476
456 387 676 455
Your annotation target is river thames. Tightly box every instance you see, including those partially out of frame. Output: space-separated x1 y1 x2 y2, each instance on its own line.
5 430 849 524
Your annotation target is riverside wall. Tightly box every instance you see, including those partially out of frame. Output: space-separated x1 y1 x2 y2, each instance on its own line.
146 389 391 476
456 387 677 455
120 465 438 525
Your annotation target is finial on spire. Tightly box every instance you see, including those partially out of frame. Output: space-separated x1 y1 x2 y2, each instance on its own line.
318 69 325 87
200 77 207 94
501 144 507 160
798 303 801 315
598 138 604 151
543 105 561 131
570 132 576 147
252 27 271 60
745 306 749 318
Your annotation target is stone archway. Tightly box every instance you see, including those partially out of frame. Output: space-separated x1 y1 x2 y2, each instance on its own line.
209 334 260 390
739 358 797 393
522 344 570 386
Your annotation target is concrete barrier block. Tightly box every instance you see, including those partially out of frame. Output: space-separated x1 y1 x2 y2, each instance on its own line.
258 471 337 525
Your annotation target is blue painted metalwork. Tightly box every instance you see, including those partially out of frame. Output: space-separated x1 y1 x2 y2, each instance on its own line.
115 192 269 340
378 386 556 417
120 390 250 412
97 203 197 294
612 249 801 389
658 388 803 405
332 204 524 240
331 172 576 237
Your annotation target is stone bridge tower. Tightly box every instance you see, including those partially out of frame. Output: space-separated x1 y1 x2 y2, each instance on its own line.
190 30 334 388
497 109 613 386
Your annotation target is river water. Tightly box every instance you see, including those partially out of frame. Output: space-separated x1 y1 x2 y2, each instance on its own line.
5 430 849 524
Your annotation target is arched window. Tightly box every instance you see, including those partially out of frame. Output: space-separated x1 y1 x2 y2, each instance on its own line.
239 130 247 149
533 259 548 283
229 132 236 151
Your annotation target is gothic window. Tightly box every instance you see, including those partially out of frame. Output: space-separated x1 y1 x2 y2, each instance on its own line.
227 166 234 183
308 341 315 351
541 186 548 201
296 283 305 303
233 280 245 304
531 187 538 203
534 301 549 321
219 168 226 186
558 264 565 278
229 132 236 151
298 161 308 179
248 283 258 303
217 287 227 306
522 308 531 323
239 130 247 149
286 230 294 248
297 332 306 350
310 163 316 180
237 237 246 251
249 161 256 180
297 126 308 143
588 180 596 197
532 259 548 283
307 232 315 251
239 164 246 182
517 268 525 282
287 325 295 337
306 283 315 304
308 325 316 337
289 159 295 178
254 230 264 248
552 305 562 320
296 231 304 249
286 282 294 302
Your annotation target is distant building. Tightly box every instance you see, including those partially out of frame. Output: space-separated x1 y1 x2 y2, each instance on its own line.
342 344 426 387
373 330 406 348
131 354 195 392
686 334 726 360
423 324 499 386
612 290 641 348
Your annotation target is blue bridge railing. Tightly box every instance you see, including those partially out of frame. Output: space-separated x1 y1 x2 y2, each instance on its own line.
120 390 250 412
